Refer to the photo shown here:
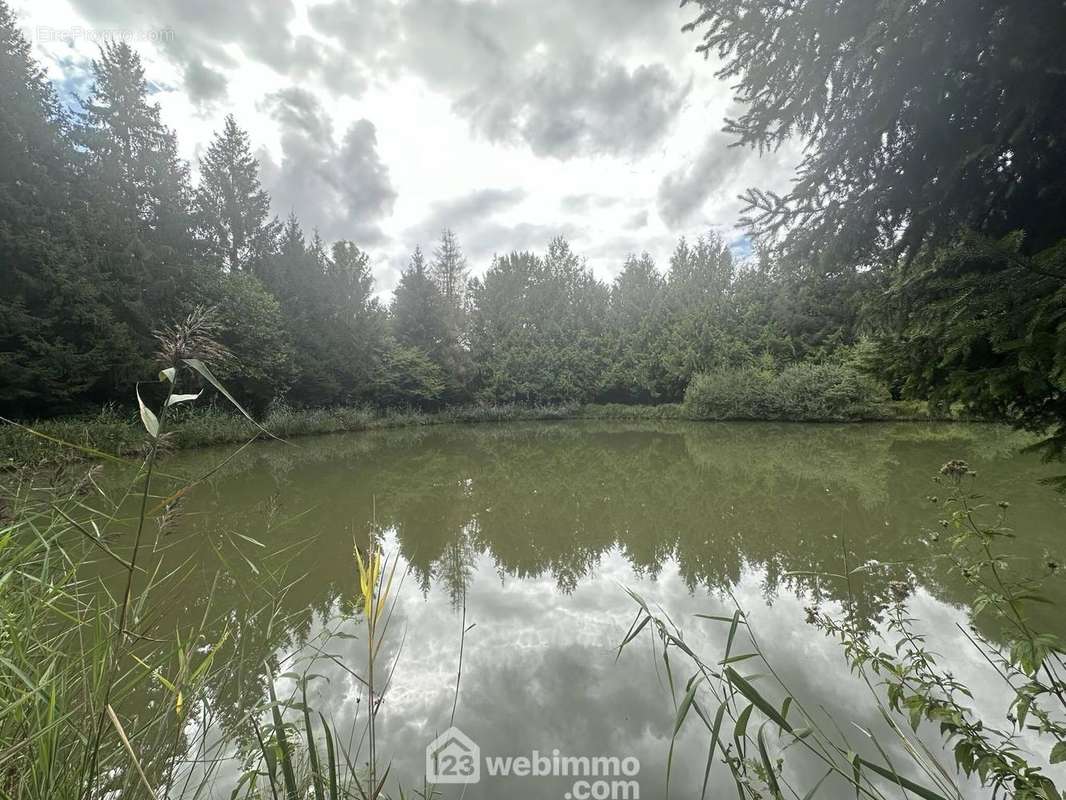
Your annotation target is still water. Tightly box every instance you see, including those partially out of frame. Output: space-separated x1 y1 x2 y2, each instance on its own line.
104 421 1066 798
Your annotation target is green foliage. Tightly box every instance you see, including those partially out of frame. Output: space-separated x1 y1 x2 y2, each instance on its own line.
207 272 297 413
0 328 422 800
621 467 1066 800
684 363 888 421
373 345 447 409
869 231 1066 461
682 0 1066 266
469 241 610 405
194 114 280 274
809 464 1066 799
391 246 469 401
678 0 1066 460
4 0 1065 463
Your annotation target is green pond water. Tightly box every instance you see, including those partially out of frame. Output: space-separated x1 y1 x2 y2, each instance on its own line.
99 420 1066 799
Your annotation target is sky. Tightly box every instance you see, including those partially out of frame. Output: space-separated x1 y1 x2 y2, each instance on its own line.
12 0 800 296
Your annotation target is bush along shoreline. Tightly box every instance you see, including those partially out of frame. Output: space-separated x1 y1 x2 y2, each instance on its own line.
3 381 975 469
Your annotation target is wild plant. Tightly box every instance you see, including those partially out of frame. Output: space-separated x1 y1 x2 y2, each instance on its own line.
619 461 1066 800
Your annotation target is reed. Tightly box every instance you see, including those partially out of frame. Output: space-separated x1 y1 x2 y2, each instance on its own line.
618 463 1066 799
0 310 427 799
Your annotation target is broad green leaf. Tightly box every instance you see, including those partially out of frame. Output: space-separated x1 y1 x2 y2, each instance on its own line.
674 675 703 736
320 712 339 800
757 723 783 799
1051 742 1066 764
734 703 754 742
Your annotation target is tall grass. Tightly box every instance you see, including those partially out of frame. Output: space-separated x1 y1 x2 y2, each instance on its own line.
0 402 586 467
0 309 432 800
2 396 960 469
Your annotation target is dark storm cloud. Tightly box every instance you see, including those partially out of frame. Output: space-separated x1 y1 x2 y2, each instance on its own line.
258 88 396 244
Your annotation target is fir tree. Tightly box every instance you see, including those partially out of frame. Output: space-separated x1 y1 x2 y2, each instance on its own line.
195 115 280 274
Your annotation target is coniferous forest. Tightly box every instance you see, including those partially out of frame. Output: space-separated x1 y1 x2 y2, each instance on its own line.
2 0 1065 451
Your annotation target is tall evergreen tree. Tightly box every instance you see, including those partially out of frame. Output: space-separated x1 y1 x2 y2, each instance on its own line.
392 247 449 357
77 42 191 240
76 41 201 364
328 240 374 321
260 218 347 405
1 13 143 414
391 246 469 399
195 115 280 274
602 253 668 401
431 229 469 308
469 238 609 404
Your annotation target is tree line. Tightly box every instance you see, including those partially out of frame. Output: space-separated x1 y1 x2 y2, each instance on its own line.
0 2 865 419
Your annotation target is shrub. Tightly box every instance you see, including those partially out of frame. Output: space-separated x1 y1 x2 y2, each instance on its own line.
683 362 888 421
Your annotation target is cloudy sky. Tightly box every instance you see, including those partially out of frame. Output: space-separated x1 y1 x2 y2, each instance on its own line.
13 0 799 296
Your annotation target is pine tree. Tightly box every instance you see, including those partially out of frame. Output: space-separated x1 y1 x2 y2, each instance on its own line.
431 229 469 308
392 247 450 357
195 115 280 274
684 0 1066 264
0 6 141 415
329 240 374 322
72 40 202 388
78 41 191 236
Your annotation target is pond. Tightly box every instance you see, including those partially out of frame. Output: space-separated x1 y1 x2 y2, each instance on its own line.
99 420 1066 799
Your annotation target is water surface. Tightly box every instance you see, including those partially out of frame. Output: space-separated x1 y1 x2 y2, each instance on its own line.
101 421 1066 798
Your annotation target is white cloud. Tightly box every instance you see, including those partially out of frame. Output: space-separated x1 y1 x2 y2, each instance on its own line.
12 0 799 294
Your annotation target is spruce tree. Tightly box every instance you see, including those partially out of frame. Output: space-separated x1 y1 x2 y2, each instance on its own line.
431 229 469 308
73 41 202 387
392 247 449 357
0 5 140 415
195 115 280 274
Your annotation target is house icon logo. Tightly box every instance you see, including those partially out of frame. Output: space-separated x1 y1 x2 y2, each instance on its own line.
426 726 480 784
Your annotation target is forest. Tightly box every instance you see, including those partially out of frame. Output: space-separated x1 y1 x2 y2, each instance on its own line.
3 0 1062 456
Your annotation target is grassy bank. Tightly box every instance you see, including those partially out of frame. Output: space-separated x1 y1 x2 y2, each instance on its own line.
3 398 966 468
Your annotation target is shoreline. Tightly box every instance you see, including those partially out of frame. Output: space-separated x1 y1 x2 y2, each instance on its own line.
2 400 983 468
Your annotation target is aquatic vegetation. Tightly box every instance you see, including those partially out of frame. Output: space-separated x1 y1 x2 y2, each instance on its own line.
619 464 1066 799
